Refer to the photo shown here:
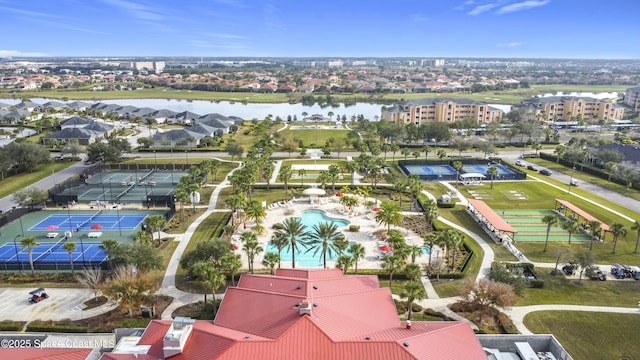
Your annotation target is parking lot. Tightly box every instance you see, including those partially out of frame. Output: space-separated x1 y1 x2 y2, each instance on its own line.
0 288 97 322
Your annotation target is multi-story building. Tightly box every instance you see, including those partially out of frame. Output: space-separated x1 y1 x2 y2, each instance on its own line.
382 98 503 125
520 96 624 122
624 86 640 112
130 61 165 74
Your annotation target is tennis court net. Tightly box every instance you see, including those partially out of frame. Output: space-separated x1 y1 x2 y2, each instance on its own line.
77 209 103 230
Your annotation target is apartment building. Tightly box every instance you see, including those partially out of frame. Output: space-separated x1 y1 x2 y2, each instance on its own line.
624 86 640 111
520 96 624 122
381 98 503 125
130 61 166 74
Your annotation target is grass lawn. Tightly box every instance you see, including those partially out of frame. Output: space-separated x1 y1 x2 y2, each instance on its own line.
216 186 291 209
528 156 640 202
524 311 640 360
175 211 231 293
0 161 75 199
279 129 350 148
519 267 640 307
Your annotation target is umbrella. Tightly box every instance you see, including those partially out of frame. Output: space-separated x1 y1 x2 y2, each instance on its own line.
373 207 382 212
379 245 392 252
91 224 103 229
232 245 239 251
336 192 343 197
46 225 59 230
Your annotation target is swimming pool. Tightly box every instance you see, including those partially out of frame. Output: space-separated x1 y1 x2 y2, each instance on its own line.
266 209 351 268
422 246 431 255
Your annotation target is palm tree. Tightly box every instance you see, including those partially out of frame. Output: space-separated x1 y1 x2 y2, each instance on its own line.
220 252 242 286
375 202 403 232
278 163 292 194
191 261 226 316
586 220 602 252
404 263 422 282
336 255 355 274
424 232 438 268
99 239 119 270
381 254 405 286
541 215 559 252
298 169 306 186
423 199 439 230
407 245 423 263
244 200 266 225
262 252 280 275
144 215 167 245
349 242 365 274
452 161 463 187
20 237 39 275
632 220 640 254
240 231 262 273
487 166 499 189
562 218 580 244
62 242 77 276
400 282 427 320
270 231 289 269
304 222 344 268
610 223 627 255
281 218 309 269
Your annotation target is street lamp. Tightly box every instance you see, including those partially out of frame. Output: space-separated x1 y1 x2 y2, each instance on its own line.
185 150 189 166
80 234 86 265
13 234 21 274
13 207 24 236
154 150 158 171
116 205 122 236
568 165 576 194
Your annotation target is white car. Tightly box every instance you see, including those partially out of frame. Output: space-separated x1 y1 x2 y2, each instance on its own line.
515 160 526 167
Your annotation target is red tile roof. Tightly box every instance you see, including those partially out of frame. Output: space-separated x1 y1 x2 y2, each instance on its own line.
556 199 610 231
468 199 517 233
0 348 92 360
104 269 487 360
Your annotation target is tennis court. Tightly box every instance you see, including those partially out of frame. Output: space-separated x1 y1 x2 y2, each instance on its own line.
404 165 457 175
463 164 514 175
0 240 106 266
54 169 189 204
31 212 146 232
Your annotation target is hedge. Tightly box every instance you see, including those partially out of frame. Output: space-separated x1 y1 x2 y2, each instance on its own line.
26 324 88 333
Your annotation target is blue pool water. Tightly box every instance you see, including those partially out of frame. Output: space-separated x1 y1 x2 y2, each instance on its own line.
422 246 431 255
266 209 350 268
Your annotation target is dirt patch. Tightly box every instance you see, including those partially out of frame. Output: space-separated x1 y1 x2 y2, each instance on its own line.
401 215 434 239
449 301 518 334
83 296 108 310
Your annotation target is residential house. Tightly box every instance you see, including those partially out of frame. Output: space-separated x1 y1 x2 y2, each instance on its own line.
152 128 205 148
60 116 92 129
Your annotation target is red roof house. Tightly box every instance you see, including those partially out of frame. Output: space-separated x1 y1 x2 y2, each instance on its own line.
101 269 487 360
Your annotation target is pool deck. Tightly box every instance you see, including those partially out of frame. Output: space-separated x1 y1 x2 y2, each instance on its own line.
235 196 437 270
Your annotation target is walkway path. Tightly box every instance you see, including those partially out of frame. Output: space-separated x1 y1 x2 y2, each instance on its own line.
157 158 243 320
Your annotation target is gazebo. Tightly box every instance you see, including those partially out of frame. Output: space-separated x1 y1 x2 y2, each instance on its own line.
303 188 326 203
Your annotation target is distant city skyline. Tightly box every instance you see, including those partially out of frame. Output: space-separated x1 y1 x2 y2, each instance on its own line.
0 0 638 59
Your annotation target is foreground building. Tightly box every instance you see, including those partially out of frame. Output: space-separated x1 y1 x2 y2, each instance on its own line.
101 268 488 360
520 96 624 122
382 98 503 125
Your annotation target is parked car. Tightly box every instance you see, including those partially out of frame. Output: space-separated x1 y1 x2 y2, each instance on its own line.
527 165 538 171
540 169 552 176
515 160 526 167
28 288 49 304
587 266 607 281
569 179 578 186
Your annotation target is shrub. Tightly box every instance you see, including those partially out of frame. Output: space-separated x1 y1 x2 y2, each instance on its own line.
349 225 360 232
437 201 456 208
272 223 284 230
0 321 22 331
27 324 88 333
117 318 152 328
411 303 423 312
530 279 545 288
393 299 406 315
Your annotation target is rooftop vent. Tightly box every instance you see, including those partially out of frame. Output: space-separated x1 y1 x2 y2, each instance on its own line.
163 317 195 358
403 342 409 347
299 299 312 316
296 285 302 289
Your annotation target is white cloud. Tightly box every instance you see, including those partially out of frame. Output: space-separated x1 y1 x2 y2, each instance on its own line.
205 33 247 40
467 3 498 15
497 0 550 14
411 14 429 22
496 42 523 47
0 5 60 18
0 50 48 57
101 0 163 21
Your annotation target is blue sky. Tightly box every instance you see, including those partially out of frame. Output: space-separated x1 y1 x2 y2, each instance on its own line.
0 0 638 58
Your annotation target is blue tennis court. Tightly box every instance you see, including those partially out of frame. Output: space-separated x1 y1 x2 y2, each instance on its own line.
463 164 515 175
405 165 457 175
0 241 107 265
30 213 147 232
